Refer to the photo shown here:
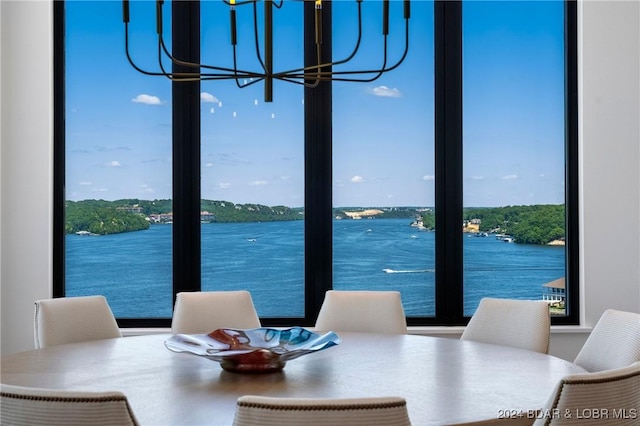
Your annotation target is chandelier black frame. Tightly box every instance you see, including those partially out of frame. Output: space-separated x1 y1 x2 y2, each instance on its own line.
123 0 411 101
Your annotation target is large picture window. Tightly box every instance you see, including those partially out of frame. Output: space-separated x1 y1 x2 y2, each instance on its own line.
55 0 578 327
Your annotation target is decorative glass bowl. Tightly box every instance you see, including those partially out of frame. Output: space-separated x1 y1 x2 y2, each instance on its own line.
165 327 341 373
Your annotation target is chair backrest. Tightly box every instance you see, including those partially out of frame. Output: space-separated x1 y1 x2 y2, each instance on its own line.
233 395 411 426
171 290 261 334
314 290 407 334
573 309 640 372
532 361 640 426
34 295 122 349
0 383 139 426
460 297 551 353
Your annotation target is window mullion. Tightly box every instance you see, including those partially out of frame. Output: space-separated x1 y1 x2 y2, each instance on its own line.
304 0 333 326
172 0 201 299
560 0 579 325
434 0 464 325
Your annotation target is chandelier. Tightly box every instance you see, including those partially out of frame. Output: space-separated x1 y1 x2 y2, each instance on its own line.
123 0 411 102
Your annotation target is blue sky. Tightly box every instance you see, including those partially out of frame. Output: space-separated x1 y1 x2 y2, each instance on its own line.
65 0 565 208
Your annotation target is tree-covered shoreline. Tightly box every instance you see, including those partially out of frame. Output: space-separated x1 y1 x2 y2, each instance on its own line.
462 204 565 245
66 199 565 245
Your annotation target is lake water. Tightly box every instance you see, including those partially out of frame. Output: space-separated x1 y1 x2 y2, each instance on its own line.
66 218 565 318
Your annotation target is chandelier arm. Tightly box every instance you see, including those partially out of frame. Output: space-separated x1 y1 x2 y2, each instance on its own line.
230 45 267 88
123 1 184 79
288 0 410 77
153 0 259 76
250 0 267 72
235 77 265 87
159 31 255 76
275 0 363 78
124 23 175 78
157 31 179 80
326 0 363 68
222 0 258 6
299 35 323 88
221 0 284 8
281 15 409 82
282 75 324 88
200 76 266 85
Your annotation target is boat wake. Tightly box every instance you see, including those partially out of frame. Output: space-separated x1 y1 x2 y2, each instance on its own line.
382 268 435 274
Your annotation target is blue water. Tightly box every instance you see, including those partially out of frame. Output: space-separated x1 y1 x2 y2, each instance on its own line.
66 218 565 318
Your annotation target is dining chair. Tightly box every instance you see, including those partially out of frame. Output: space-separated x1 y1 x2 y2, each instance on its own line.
532 361 640 425
34 295 122 349
460 297 551 353
232 395 412 426
314 290 407 334
573 309 640 372
0 383 139 426
171 290 261 334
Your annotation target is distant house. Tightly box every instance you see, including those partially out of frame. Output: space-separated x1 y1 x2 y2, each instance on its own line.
116 205 143 214
200 211 215 222
462 219 481 233
543 277 566 305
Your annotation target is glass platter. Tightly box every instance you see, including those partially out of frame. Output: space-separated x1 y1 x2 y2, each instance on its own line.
165 327 341 373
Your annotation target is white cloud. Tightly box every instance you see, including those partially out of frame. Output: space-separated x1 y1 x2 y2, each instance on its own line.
422 175 435 181
471 176 485 180
205 162 214 168
140 184 154 194
201 92 219 103
131 94 162 105
254 99 258 106
218 182 231 189
210 107 215 114
106 161 122 167
91 188 108 193
79 181 92 186
351 175 365 183
271 113 275 119
233 111 237 118
249 180 268 186
502 174 519 180
371 86 402 98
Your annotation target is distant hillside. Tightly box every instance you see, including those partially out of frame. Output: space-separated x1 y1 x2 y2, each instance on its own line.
65 200 431 235
66 200 565 245
461 204 565 245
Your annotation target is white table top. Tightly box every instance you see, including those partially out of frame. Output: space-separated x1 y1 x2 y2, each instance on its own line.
1 332 585 425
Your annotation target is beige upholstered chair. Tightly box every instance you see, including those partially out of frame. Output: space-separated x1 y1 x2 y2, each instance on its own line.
0 383 139 426
573 309 640 372
314 290 407 334
171 290 261 334
232 395 411 426
34 295 122 349
532 361 640 426
460 297 551 353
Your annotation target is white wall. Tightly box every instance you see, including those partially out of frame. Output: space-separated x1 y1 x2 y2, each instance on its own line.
1 0 639 357
579 0 640 321
1 0 54 356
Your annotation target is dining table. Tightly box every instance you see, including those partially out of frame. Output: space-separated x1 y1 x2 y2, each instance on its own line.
1 332 586 425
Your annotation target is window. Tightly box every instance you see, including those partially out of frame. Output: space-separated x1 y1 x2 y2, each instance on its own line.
198 0 306 318
332 1 435 317
56 0 578 327
462 1 570 316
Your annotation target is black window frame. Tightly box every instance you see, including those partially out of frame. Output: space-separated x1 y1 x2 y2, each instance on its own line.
53 0 579 327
